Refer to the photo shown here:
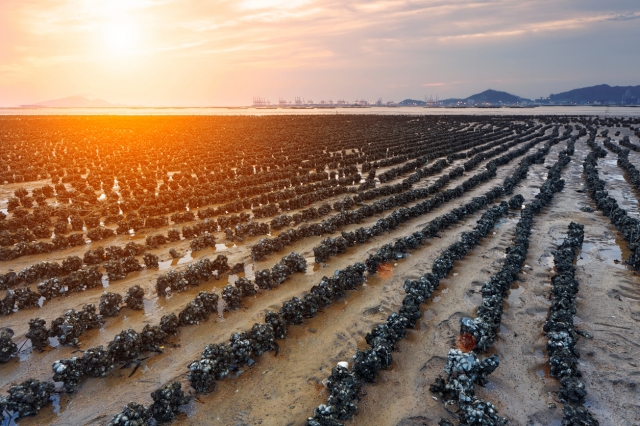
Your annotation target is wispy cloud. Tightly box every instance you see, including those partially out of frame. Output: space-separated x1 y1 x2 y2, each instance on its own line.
1 0 639 105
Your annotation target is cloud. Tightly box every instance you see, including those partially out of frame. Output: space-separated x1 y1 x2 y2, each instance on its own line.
1 0 639 105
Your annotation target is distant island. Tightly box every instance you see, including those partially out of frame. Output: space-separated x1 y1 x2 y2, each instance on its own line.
548 84 640 105
400 89 532 107
18 84 640 108
400 85 639 107
20 96 129 108
442 89 532 105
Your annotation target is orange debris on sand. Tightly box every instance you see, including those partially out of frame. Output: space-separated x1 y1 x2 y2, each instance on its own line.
377 263 394 279
456 333 477 352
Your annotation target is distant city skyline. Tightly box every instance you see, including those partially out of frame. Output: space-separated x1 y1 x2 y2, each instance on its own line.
1 0 639 107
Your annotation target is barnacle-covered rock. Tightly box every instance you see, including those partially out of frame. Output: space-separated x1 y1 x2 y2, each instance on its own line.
398 294 422 327
26 318 49 350
280 297 305 325
124 285 145 310
160 312 179 335
107 329 143 362
248 323 275 355
508 194 525 209
222 285 241 310
271 253 306 282
49 304 101 347
305 406 346 426
5 379 55 418
229 332 252 366
230 262 245 274
352 348 383 383
38 278 66 300
235 277 256 297
265 310 286 339
14 287 41 310
100 292 123 317
188 358 216 393
62 256 83 273
142 253 158 268
108 402 152 426
190 234 217 252
83 246 105 265
325 365 360 420
140 324 168 352
63 266 102 293
271 263 290 286
52 357 85 392
167 229 181 242
301 293 320 318
0 327 18 362
104 259 126 281
430 349 506 425
255 269 275 290
201 342 234 380
178 299 209 326
195 291 219 315
149 382 189 423
83 345 114 377
561 404 599 426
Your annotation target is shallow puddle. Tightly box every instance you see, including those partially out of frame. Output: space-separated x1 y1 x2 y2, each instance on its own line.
578 240 629 270
507 284 525 305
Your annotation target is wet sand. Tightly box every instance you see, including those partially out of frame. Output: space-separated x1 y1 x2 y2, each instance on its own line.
1 119 638 426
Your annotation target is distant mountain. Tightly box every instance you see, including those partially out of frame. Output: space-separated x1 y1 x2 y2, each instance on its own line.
549 84 640 104
442 89 531 105
21 96 128 108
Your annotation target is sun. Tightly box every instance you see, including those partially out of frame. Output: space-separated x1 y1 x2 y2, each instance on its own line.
103 19 139 56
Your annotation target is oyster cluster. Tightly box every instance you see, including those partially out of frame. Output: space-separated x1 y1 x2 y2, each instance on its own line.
189 233 217 251
155 254 229 295
311 128 573 266
179 291 219 325
26 318 49 350
586 135 640 271
0 327 18 362
49 304 102 347
460 150 572 351
430 349 507 426
142 252 159 268
37 267 102 300
543 222 598 425
108 382 189 425
307 200 514 425
0 379 55 419
124 285 145 310
100 292 124 317
0 266 102 316
104 256 142 281
187 261 363 394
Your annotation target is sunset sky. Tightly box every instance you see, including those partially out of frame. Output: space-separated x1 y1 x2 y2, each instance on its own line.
1 0 639 106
